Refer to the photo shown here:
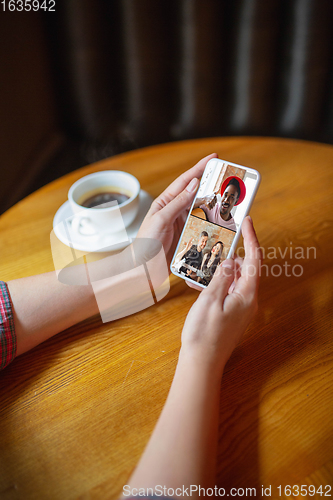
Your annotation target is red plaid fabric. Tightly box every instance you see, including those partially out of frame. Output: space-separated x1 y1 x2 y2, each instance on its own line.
0 281 16 370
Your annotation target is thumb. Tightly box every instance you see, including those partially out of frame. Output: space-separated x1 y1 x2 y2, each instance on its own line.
205 259 236 302
159 178 199 222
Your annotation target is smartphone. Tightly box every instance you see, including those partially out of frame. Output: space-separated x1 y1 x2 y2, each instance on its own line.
170 158 261 288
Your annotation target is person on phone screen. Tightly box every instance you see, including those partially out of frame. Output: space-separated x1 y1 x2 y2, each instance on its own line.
174 231 209 278
197 240 224 287
193 176 246 232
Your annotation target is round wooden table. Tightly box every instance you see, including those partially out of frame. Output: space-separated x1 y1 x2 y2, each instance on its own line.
0 137 332 499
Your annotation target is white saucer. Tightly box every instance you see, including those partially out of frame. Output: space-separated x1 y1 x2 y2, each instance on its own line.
53 190 153 253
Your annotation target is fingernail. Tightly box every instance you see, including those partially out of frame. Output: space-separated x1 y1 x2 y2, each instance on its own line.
247 215 253 223
186 178 198 193
221 259 233 268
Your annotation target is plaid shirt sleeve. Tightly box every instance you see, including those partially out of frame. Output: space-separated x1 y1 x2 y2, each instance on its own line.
0 281 17 370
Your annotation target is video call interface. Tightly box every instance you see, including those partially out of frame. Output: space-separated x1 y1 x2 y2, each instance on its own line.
171 160 258 287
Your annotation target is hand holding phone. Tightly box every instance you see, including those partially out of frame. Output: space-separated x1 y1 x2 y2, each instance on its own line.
180 216 261 365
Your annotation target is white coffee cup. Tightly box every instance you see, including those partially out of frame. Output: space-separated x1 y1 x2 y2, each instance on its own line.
68 171 140 236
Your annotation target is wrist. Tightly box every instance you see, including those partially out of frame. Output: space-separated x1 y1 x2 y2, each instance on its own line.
178 346 226 381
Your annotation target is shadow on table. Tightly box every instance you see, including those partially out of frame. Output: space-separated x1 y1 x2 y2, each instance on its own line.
215 257 324 493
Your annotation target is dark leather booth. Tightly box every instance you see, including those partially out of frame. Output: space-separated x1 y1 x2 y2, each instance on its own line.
2 0 333 213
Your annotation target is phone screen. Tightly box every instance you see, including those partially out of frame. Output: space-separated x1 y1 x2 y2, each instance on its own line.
170 158 260 288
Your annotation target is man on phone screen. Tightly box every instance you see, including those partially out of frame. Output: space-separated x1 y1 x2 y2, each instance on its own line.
193 177 245 232
176 231 208 278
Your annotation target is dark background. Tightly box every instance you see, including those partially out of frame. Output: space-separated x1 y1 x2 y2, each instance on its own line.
1 0 333 214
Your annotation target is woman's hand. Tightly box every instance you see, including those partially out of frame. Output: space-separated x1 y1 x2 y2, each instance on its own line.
180 216 261 371
126 218 260 491
137 153 218 266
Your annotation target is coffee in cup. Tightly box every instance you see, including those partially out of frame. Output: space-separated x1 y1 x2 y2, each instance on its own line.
78 187 132 209
68 171 141 237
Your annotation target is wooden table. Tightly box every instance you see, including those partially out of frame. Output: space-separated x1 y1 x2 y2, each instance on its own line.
0 137 332 499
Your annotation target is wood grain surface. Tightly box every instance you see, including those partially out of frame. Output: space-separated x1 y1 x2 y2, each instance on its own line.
0 137 332 499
